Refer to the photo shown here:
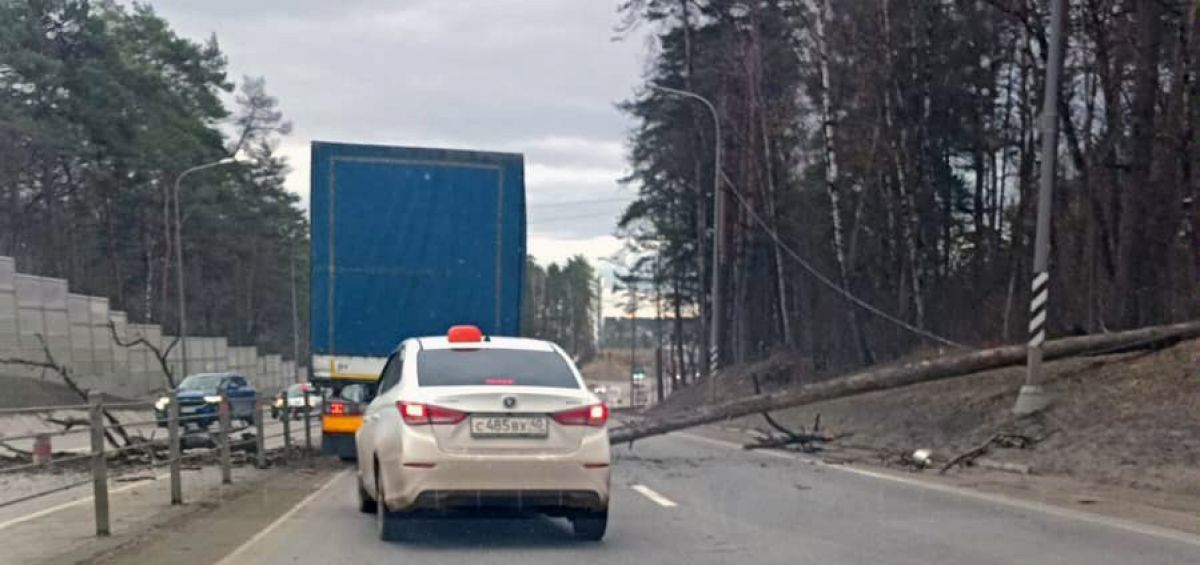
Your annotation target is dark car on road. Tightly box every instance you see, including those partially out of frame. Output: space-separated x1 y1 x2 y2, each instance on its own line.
155 372 258 429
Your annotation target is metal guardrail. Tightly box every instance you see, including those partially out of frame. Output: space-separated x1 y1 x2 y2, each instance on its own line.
0 390 321 536
0 404 91 416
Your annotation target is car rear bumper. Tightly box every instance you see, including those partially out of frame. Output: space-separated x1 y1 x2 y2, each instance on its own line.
405 489 605 513
321 414 362 434
382 459 610 512
378 432 611 512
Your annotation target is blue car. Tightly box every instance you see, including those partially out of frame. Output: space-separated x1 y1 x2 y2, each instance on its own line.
155 372 258 429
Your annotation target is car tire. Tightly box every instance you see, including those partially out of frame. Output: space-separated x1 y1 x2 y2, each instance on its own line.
570 508 607 541
375 473 405 541
357 475 377 514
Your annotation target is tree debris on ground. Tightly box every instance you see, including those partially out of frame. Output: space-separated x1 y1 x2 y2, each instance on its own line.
742 411 851 452
939 432 1043 474
0 335 136 449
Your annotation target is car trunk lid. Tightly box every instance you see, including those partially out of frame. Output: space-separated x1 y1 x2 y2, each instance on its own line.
423 386 591 455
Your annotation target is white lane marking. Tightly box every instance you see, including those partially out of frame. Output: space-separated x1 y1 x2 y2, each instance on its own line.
673 431 1200 548
631 484 677 508
214 469 349 565
0 472 170 531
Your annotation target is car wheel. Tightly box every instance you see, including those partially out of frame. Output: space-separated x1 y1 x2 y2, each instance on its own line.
357 475 376 514
375 472 405 541
570 508 607 541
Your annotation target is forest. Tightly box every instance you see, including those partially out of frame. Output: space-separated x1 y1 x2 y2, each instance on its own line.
522 255 599 361
616 0 1198 377
0 1 306 358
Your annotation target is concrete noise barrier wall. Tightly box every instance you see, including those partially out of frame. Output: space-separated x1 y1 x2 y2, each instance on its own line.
0 255 298 400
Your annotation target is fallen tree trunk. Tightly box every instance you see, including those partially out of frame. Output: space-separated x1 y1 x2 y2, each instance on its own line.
608 320 1200 444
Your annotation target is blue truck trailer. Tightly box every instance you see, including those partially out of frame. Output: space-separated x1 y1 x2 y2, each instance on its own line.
309 142 526 456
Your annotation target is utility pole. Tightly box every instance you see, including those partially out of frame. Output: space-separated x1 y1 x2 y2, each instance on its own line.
290 251 301 383
648 84 722 400
629 288 638 408
655 254 665 403
1013 0 1066 416
595 275 603 351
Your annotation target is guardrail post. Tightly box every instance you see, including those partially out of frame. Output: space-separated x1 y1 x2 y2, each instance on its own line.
218 396 232 484
303 389 312 452
88 391 110 536
168 388 182 504
254 397 266 469
282 402 291 451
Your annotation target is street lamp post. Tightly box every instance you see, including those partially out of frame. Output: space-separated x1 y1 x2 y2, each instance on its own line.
649 84 723 398
174 156 240 380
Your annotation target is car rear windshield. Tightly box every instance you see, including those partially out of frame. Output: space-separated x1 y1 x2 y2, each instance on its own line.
416 349 579 388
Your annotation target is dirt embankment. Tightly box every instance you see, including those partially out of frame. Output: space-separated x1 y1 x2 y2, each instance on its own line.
652 338 1200 496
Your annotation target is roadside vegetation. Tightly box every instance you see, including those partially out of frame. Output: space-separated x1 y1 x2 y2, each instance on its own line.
0 2 306 356
616 0 1199 375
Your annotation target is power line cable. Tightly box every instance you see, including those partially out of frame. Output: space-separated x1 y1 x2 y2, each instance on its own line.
522 179 968 349
719 170 968 350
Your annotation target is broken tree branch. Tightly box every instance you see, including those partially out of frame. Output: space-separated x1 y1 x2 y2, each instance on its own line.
751 374 798 439
0 441 32 456
939 434 1002 474
744 431 851 451
108 321 178 389
609 320 1200 444
44 416 89 430
0 335 133 448
939 432 1042 474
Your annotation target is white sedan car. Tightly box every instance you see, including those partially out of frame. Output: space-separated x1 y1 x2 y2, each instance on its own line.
355 325 611 541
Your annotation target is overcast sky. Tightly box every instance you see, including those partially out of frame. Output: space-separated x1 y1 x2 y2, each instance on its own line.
146 0 650 272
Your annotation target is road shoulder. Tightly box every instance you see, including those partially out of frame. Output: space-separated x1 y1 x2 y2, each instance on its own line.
681 425 1200 541
85 459 344 565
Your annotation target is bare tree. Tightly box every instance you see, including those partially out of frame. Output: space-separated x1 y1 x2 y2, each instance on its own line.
0 335 134 448
108 321 180 390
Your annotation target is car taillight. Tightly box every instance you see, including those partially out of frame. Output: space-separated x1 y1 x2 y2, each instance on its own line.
552 404 608 427
396 401 466 425
324 400 362 416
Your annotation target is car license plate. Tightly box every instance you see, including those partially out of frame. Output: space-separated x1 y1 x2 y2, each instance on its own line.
181 406 199 414
470 416 548 438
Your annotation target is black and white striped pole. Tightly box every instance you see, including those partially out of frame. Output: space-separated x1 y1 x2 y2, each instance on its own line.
1014 0 1066 416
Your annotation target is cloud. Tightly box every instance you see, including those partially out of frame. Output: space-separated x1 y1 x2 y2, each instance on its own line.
512 136 625 169
145 0 649 245
526 163 621 190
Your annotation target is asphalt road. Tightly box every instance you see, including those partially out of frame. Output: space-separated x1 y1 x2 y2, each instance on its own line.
204 432 1200 565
